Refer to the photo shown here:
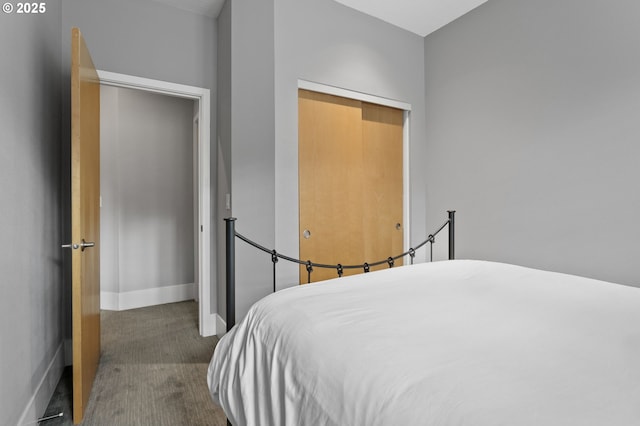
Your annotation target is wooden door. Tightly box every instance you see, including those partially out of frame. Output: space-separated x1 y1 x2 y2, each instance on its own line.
361 102 404 272
70 27 101 424
298 90 365 282
298 89 403 283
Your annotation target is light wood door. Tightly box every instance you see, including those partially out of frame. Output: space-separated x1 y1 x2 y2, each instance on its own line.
71 27 101 424
298 89 403 283
361 102 404 272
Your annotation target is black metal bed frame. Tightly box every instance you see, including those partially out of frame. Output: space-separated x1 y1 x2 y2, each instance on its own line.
224 210 456 333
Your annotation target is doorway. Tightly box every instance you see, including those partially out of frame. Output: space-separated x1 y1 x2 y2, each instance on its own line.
100 85 196 307
97 71 213 337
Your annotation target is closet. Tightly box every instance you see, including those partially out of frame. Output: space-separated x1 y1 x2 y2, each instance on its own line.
298 89 404 283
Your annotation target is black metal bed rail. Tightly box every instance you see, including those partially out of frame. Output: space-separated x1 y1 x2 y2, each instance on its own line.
225 211 455 332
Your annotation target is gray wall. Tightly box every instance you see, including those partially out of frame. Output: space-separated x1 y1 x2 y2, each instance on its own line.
424 0 640 286
274 0 427 288
0 0 216 420
232 0 276 320
100 86 194 296
61 0 216 88
216 0 232 322
218 0 276 321
0 1 65 424
219 0 427 322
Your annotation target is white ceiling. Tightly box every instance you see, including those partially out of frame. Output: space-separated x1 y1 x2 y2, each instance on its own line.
149 0 487 37
149 0 225 17
333 0 488 37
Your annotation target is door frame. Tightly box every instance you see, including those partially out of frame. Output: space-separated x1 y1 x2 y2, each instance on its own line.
97 70 215 337
297 80 412 254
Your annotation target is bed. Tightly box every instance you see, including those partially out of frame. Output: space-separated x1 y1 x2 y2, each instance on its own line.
208 219 640 425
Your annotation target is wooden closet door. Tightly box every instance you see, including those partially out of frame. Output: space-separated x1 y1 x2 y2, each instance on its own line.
298 89 365 282
361 102 404 272
298 90 403 283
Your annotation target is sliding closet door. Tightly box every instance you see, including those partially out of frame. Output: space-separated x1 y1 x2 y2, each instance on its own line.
298 90 365 282
361 102 404 272
298 89 403 283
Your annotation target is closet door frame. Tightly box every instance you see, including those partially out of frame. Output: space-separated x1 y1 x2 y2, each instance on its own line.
297 79 412 262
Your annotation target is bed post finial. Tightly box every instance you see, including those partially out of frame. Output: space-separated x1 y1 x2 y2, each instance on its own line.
225 218 237 332
448 211 455 260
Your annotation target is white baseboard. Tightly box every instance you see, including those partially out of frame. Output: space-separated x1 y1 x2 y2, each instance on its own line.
216 313 227 338
18 343 65 426
101 290 119 311
101 283 196 311
199 311 218 337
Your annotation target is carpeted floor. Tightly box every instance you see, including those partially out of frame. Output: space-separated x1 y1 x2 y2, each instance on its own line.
41 301 227 425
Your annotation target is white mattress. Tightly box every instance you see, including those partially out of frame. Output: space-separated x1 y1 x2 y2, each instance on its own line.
208 260 640 425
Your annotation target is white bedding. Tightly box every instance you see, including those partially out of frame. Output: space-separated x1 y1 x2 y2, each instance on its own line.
208 260 640 425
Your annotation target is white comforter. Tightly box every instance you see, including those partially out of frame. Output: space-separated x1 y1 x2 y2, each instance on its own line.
208 260 640 425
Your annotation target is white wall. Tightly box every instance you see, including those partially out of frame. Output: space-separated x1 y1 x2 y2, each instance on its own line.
100 86 195 309
0 1 66 424
423 0 640 286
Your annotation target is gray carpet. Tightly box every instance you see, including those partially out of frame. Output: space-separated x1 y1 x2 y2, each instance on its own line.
42 301 227 425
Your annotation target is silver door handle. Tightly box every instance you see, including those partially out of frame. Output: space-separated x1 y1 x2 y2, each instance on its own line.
61 239 94 251
79 239 95 251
